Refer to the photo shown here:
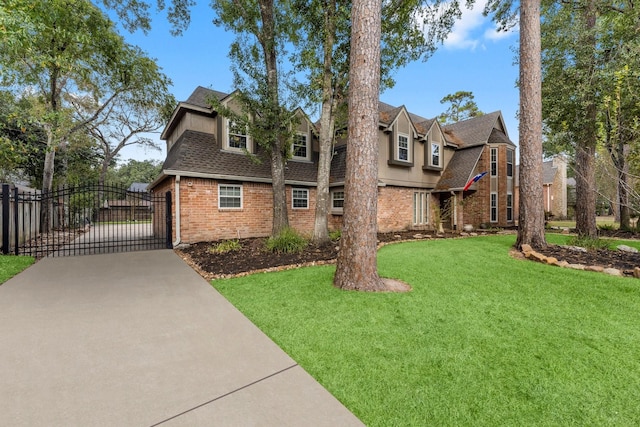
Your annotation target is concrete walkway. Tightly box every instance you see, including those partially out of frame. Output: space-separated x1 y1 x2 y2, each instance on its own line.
0 250 363 426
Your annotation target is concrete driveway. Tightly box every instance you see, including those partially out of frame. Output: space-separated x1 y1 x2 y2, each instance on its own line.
0 250 363 426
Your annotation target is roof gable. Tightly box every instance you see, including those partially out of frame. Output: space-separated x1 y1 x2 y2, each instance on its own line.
442 111 515 148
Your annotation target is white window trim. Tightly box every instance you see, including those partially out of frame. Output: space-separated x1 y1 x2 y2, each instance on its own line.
218 184 243 209
413 191 429 225
431 142 441 167
291 132 310 161
397 133 411 162
225 119 250 152
292 188 309 209
490 147 498 177
331 190 345 213
490 192 498 223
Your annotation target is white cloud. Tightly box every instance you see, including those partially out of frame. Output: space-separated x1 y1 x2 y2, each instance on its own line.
441 0 518 50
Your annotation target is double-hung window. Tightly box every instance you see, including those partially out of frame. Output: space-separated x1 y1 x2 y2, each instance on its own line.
292 133 308 160
490 192 498 223
332 191 345 211
292 188 309 209
507 193 513 222
490 148 498 177
227 120 248 151
431 143 440 167
219 184 242 209
506 149 514 178
398 134 409 162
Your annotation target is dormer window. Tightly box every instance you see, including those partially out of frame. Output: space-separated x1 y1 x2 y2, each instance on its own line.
398 134 410 161
227 119 248 151
431 143 440 167
292 133 309 161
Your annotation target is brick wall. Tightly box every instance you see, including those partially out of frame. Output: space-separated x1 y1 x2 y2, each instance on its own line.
163 177 319 243
156 176 505 243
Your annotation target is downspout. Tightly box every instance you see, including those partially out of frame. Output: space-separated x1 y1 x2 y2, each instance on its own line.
451 191 457 229
173 175 181 247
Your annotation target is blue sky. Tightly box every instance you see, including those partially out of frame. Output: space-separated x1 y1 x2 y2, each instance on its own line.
114 1 520 163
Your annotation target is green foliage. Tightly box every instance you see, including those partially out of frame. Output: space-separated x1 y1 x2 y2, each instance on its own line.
107 159 162 188
214 235 640 425
329 229 342 241
597 223 616 231
209 239 242 254
437 91 484 124
265 227 308 254
567 235 612 251
0 0 174 192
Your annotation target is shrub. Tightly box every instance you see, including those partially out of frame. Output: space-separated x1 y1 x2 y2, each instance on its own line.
265 227 308 254
567 235 612 250
597 223 616 231
209 239 242 254
329 229 342 241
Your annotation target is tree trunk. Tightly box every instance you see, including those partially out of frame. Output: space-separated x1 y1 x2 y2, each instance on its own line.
574 0 598 238
259 0 289 236
270 144 289 235
516 0 546 249
41 127 56 233
574 145 597 237
333 0 385 291
617 143 631 230
312 9 337 245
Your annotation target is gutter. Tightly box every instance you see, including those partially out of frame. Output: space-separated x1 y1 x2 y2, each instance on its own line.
173 175 181 247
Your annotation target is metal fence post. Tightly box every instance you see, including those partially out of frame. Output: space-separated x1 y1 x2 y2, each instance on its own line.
13 186 19 255
2 184 9 255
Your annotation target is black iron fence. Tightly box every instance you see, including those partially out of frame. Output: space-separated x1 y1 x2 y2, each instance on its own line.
1 183 172 258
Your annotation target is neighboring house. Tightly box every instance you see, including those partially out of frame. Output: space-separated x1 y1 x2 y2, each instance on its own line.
98 199 152 222
514 155 569 220
150 86 517 245
128 182 149 193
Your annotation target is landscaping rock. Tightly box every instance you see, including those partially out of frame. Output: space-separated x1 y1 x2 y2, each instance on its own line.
568 264 586 270
459 232 469 237
556 260 569 268
604 268 623 277
413 234 424 239
585 265 604 273
545 256 558 264
527 251 547 263
634 267 640 279
521 244 533 254
617 245 638 253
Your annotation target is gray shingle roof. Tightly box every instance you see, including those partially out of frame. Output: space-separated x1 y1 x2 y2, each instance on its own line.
442 112 515 148
330 145 347 183
185 86 229 109
435 146 485 191
163 130 317 184
128 182 149 192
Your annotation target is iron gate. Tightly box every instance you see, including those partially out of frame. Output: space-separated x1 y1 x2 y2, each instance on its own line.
1 183 172 258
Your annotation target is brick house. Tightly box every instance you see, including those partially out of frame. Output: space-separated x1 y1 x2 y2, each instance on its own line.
150 87 517 245
514 155 570 221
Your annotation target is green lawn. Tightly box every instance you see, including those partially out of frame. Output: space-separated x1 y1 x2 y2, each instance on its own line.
548 215 619 229
213 235 640 426
0 255 34 284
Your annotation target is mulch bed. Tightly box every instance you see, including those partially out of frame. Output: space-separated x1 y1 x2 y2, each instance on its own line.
176 228 640 280
177 230 495 279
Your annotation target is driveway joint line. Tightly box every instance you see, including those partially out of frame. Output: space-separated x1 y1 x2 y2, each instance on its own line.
149 363 299 426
